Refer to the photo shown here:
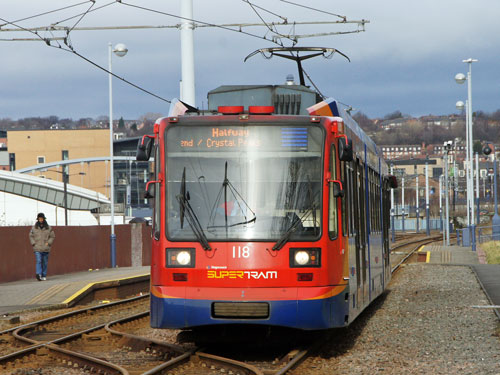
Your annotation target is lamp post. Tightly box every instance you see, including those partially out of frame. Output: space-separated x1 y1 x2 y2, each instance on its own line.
415 164 419 233
444 141 452 246
439 174 443 233
425 162 430 235
476 152 480 226
391 164 395 242
401 173 405 233
109 42 128 268
456 100 471 226
52 170 85 225
456 58 478 251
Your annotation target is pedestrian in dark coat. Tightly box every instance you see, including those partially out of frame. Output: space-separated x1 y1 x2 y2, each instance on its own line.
29 213 55 281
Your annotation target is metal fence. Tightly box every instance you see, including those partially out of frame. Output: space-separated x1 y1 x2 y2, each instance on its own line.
456 225 500 246
391 218 442 232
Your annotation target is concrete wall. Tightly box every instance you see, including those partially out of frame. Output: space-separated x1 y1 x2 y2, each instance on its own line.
0 223 152 283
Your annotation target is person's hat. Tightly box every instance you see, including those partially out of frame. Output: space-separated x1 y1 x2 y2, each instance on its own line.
37 213 46 219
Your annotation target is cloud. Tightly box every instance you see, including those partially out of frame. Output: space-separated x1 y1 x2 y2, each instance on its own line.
1 0 500 119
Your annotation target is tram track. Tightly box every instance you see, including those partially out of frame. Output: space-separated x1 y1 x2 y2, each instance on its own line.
0 235 449 374
390 234 445 273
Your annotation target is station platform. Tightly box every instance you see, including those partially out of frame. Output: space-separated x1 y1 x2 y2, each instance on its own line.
0 266 150 316
419 244 500 318
419 244 480 265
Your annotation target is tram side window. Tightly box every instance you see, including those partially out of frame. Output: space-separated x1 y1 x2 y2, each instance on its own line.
347 164 354 236
341 161 348 237
376 175 381 233
368 169 373 234
328 144 338 239
359 162 366 245
153 144 161 240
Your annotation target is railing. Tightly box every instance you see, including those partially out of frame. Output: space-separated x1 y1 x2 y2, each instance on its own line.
457 225 500 245
391 218 441 231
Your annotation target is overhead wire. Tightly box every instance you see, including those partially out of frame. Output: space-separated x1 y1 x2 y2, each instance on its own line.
0 1 92 28
67 0 96 33
2 0 357 105
279 0 347 21
118 0 286 46
241 0 295 45
241 0 287 22
51 1 116 28
0 14 171 104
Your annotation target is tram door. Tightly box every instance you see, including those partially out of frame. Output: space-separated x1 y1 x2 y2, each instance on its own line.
353 158 368 306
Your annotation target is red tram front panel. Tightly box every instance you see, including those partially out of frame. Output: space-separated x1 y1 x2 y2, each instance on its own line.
149 112 350 330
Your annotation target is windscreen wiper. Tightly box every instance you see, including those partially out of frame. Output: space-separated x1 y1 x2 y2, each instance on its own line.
177 167 211 250
208 161 256 234
272 206 316 251
272 182 319 251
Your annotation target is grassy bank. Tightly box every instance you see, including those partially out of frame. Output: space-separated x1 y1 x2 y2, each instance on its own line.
480 241 500 264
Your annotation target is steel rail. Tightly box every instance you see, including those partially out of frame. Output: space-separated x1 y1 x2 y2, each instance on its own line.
273 348 310 375
0 293 148 336
0 342 129 374
391 236 446 274
0 294 148 360
196 351 264 375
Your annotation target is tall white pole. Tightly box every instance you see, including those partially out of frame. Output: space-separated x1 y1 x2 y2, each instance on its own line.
415 165 419 233
465 100 471 226
440 175 444 243
108 42 116 267
391 164 395 241
402 175 405 232
445 153 450 246
476 152 480 225
425 162 430 235
180 0 196 106
464 58 478 251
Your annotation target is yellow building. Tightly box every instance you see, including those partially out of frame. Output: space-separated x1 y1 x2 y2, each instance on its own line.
7 129 111 196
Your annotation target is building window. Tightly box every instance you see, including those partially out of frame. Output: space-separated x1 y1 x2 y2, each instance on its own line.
37 156 45 164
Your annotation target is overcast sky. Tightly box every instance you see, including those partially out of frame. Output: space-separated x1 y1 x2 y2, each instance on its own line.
1 0 499 120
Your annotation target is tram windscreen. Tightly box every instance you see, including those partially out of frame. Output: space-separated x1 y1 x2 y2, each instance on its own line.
165 124 324 241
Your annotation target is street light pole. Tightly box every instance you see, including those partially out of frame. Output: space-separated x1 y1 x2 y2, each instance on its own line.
391 164 395 242
402 174 405 233
476 152 480 226
456 58 478 251
63 171 68 226
425 162 430 236
444 141 452 246
439 175 443 234
415 164 419 233
108 42 128 268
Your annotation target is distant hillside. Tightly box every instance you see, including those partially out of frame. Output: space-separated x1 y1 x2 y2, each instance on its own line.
353 110 500 145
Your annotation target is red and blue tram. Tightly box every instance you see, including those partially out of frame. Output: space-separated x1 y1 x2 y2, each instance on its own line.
138 99 394 330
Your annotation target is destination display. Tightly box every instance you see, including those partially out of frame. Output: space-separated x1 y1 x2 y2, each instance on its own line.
166 125 323 153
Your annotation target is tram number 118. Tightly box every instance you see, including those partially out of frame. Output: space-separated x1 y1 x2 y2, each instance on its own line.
232 246 250 258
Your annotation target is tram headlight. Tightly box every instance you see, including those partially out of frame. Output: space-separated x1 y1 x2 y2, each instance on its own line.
166 248 195 268
295 251 310 265
290 248 321 267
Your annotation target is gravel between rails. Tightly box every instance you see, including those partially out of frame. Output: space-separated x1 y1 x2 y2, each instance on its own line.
293 264 500 375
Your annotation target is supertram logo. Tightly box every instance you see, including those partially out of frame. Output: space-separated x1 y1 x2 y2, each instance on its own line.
207 270 278 280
